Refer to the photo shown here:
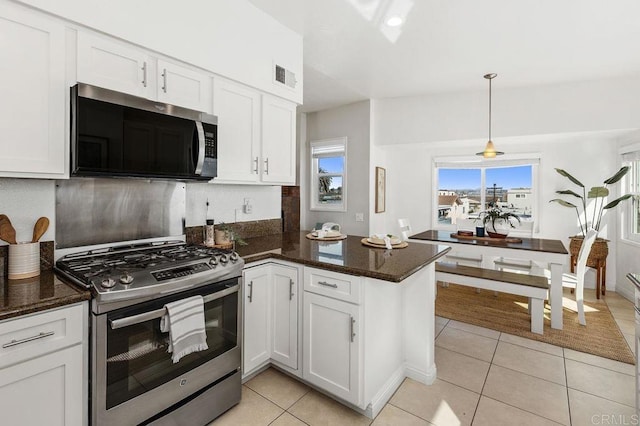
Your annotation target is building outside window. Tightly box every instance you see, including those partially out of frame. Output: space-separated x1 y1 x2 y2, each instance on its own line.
622 148 640 243
310 137 347 211
433 156 539 229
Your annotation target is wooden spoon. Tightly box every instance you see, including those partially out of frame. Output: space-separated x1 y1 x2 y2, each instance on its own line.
0 214 17 244
32 217 50 243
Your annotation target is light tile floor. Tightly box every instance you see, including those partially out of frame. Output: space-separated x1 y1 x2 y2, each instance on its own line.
211 289 636 425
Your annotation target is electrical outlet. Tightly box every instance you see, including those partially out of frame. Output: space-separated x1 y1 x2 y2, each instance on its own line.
243 198 253 214
355 213 364 222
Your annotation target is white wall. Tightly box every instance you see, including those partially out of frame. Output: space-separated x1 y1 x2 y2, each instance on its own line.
14 0 303 103
185 183 281 226
304 101 371 236
0 178 55 244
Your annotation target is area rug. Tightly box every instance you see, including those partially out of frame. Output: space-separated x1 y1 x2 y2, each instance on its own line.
435 283 635 364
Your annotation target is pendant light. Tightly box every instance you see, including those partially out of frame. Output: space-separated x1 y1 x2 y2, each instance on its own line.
476 73 504 158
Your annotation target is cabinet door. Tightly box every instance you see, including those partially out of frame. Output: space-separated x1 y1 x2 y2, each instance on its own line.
0 344 83 426
213 79 261 183
261 95 296 184
77 32 151 98
243 266 271 374
271 265 298 369
156 60 212 112
303 292 360 405
0 4 66 177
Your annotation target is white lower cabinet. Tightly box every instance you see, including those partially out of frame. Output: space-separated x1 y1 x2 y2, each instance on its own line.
0 302 87 426
242 262 299 375
303 291 361 405
271 265 298 369
243 265 272 373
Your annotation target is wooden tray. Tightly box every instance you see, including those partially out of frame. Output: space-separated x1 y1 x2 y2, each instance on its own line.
306 233 348 241
449 233 522 244
360 238 408 249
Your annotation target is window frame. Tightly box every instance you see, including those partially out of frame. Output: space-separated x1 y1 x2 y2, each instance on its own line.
310 137 347 212
432 154 541 232
621 144 640 245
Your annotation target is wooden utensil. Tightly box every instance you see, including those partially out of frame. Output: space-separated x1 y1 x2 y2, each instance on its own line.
32 217 50 243
0 214 17 244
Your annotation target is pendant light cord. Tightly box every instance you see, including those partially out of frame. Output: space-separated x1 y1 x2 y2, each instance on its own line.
488 77 492 142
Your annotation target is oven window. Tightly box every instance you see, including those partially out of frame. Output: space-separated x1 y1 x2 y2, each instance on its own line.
105 285 238 409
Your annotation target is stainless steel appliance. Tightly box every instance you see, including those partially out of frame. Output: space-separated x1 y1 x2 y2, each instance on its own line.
626 273 640 413
56 241 244 425
71 83 217 180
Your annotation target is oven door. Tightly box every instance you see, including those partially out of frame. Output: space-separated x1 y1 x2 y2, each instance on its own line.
92 278 241 425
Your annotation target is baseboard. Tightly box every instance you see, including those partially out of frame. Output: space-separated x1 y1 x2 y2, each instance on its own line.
365 366 406 418
404 362 437 385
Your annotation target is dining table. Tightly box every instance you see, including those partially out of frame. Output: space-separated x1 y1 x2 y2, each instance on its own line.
409 230 569 330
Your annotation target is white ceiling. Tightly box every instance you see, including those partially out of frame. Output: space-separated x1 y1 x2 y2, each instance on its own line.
248 0 640 112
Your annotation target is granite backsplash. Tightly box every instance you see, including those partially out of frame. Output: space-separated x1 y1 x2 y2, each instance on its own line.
186 219 282 246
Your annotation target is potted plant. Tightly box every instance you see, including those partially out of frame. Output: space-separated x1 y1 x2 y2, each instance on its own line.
549 166 631 237
549 166 632 280
477 206 520 238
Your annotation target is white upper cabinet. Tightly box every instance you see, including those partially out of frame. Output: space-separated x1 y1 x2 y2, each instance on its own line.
213 78 261 183
0 2 66 178
213 79 297 185
77 33 212 113
156 59 212 112
77 32 151 99
261 95 297 184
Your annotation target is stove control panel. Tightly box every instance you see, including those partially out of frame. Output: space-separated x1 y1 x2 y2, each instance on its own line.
152 262 211 282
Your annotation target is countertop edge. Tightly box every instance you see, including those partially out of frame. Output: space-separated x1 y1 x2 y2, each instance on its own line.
244 245 452 282
0 290 91 322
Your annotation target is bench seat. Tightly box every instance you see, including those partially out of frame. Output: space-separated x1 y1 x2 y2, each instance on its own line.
435 262 549 334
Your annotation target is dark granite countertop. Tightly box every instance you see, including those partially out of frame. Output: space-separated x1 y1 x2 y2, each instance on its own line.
409 230 568 254
0 270 91 322
236 231 451 282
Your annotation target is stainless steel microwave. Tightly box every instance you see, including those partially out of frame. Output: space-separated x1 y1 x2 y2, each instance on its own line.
71 83 217 180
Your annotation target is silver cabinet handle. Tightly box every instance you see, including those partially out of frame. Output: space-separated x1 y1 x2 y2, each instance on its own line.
318 280 338 288
264 158 269 175
350 317 356 342
289 278 294 300
248 280 253 303
141 61 147 87
3 331 55 348
253 157 259 174
162 68 167 93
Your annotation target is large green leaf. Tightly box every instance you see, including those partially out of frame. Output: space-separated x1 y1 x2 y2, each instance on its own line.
555 189 582 199
603 166 630 185
549 199 576 208
603 194 633 209
555 168 584 187
587 186 609 198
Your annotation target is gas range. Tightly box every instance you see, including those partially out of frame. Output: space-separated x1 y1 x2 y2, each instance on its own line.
55 240 244 311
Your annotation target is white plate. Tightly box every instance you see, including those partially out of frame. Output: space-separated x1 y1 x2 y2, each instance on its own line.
368 236 401 245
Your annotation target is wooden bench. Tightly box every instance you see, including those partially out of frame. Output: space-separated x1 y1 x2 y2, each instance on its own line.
435 262 549 334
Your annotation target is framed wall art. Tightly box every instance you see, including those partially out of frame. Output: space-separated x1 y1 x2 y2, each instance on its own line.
375 166 386 213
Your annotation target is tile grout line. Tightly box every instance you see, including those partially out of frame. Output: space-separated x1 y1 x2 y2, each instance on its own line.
563 348 573 426
469 326 501 424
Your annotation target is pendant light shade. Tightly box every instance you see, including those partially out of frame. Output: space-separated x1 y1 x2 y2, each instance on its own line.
476 73 504 158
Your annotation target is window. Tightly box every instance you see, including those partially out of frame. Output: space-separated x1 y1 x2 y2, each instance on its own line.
622 149 640 243
310 137 347 211
434 156 539 229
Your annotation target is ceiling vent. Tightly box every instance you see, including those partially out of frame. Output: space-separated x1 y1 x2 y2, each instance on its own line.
274 64 297 89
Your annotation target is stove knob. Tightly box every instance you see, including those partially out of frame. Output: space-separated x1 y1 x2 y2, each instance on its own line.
101 278 116 289
209 257 218 268
219 254 229 265
120 273 134 285
230 252 239 263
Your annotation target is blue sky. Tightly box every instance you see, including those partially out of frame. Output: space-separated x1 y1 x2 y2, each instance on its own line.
439 165 532 190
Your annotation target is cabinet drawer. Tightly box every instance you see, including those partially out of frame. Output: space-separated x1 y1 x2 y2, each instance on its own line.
304 267 361 304
0 303 85 369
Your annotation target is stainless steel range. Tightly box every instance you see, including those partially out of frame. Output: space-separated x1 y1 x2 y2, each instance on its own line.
56 241 244 425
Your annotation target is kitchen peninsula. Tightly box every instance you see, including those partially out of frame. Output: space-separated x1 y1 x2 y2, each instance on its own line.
236 231 450 419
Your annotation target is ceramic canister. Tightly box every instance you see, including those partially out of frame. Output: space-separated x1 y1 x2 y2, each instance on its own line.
8 242 40 279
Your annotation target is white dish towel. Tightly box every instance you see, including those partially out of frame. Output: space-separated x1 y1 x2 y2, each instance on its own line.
160 295 209 363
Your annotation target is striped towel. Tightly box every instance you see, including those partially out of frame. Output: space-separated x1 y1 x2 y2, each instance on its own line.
160 295 208 363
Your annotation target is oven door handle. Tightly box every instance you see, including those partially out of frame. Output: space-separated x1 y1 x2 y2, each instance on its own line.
109 284 239 330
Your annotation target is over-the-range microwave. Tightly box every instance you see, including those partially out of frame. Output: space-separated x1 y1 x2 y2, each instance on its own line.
71 83 217 180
